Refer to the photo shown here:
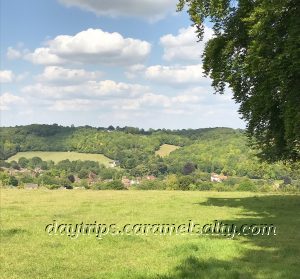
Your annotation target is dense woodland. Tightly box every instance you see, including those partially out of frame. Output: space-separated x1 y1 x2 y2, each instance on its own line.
0 124 299 191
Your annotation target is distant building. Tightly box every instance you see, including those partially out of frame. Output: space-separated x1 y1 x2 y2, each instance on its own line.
109 161 119 168
130 177 142 185
146 175 156 181
24 183 38 190
210 173 228 183
121 177 131 188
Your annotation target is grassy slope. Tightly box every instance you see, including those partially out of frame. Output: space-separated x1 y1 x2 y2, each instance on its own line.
7 151 112 166
1 190 299 278
155 144 181 157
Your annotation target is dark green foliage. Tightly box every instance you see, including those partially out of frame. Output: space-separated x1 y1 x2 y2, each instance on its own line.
8 176 18 186
37 174 60 187
29 157 43 169
178 175 195 190
18 157 29 168
182 162 197 175
67 174 75 183
10 161 20 170
178 0 300 162
136 180 165 190
1 125 299 192
194 182 213 191
282 176 292 185
104 180 125 190
236 178 258 192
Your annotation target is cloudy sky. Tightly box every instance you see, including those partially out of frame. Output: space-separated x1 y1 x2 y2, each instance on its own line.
0 0 244 129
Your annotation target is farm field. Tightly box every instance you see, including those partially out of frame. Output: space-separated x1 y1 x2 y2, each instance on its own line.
7 151 112 166
155 144 180 157
1 189 299 278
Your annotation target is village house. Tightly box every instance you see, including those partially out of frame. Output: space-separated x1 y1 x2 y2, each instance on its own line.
210 173 228 183
146 175 156 181
130 177 142 185
122 176 156 188
121 177 131 188
109 160 120 168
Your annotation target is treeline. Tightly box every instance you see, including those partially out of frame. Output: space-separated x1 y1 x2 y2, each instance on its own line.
0 124 299 181
1 156 299 192
0 156 125 189
0 124 190 168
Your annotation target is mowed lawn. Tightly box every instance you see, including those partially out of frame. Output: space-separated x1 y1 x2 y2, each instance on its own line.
7 151 112 166
155 144 180 157
1 190 299 279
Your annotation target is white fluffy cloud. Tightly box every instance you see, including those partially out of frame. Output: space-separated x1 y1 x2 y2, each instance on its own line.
25 48 64 65
21 69 211 112
37 66 103 84
0 92 25 110
160 26 213 63
0 70 14 83
22 79 150 100
59 0 178 21
6 47 22 60
25 28 151 66
145 64 210 86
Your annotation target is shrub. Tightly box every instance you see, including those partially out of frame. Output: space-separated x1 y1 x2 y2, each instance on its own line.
178 176 194 190
8 176 19 187
280 185 299 193
136 180 165 190
196 182 214 191
105 180 126 190
237 179 258 192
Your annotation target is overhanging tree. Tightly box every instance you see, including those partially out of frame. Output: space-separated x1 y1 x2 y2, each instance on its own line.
178 0 300 162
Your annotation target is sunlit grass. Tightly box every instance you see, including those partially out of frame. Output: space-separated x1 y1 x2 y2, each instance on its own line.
1 190 299 278
7 151 112 166
155 144 180 157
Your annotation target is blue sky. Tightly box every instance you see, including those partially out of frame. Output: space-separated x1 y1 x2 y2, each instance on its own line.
0 0 245 129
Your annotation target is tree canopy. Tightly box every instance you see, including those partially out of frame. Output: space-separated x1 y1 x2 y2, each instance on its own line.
178 0 300 162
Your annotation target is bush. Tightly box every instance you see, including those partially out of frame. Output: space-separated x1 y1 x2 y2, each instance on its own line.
223 177 240 187
78 170 88 179
46 184 60 190
212 184 232 192
236 179 258 192
105 180 126 190
196 182 214 191
67 174 75 183
195 172 210 182
280 185 299 193
8 176 19 186
10 161 20 170
178 176 194 190
136 180 165 190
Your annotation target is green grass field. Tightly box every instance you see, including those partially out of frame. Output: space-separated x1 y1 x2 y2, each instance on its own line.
1 190 299 278
7 151 112 166
155 144 180 157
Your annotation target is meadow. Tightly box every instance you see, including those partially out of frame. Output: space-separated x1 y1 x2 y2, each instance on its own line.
155 144 180 157
1 189 299 278
7 151 112 167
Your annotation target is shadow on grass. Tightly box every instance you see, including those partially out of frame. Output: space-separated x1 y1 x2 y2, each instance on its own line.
156 195 300 279
0 228 28 238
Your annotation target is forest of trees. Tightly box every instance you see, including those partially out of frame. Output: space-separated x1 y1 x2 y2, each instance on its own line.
178 0 300 163
1 124 299 192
